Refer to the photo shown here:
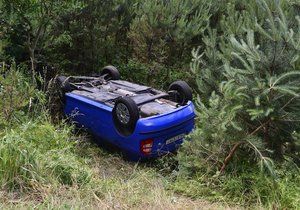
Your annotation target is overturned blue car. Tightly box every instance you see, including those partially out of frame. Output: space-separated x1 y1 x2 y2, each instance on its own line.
56 66 195 160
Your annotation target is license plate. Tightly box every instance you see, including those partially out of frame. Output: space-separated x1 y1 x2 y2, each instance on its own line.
166 133 185 145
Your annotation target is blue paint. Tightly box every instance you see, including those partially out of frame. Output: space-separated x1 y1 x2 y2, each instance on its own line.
64 92 196 160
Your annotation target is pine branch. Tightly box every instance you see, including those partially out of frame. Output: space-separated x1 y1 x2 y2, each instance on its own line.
220 119 272 174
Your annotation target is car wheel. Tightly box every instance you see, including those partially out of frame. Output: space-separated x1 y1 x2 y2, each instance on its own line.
57 76 72 93
48 76 70 122
168 80 192 105
112 97 139 136
101 65 120 80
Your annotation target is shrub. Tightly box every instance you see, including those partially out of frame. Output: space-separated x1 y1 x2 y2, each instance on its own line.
180 0 300 174
176 0 300 207
128 0 211 85
118 59 191 89
0 62 45 127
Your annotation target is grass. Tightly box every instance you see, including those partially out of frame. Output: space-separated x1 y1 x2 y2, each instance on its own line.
170 166 300 209
0 118 299 209
0 119 233 209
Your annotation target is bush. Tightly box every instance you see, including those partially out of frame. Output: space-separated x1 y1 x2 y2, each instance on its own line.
176 0 300 207
127 0 210 86
180 0 300 173
0 62 45 127
118 59 192 89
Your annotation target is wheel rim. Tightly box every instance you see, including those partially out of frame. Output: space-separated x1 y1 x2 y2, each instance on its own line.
116 103 130 124
171 91 185 105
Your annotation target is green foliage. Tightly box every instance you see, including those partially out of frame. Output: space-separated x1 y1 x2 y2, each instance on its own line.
177 0 300 207
47 0 137 74
1 0 212 86
1 0 84 78
0 65 92 190
1 0 300 208
0 121 93 190
185 0 300 171
172 164 300 209
0 62 45 128
128 0 211 85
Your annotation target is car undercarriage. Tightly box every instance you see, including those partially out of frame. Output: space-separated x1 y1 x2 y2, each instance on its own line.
70 79 179 118
54 65 193 136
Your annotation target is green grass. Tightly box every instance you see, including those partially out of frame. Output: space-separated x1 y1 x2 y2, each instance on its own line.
1 118 299 209
0 119 230 209
0 121 90 190
170 167 300 209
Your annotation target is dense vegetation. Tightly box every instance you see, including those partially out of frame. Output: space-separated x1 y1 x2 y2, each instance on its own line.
1 0 299 209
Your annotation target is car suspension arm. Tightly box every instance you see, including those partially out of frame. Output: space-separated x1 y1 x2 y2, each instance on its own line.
135 93 169 106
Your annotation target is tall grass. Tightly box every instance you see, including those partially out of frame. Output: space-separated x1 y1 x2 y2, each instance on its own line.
0 63 91 190
171 160 300 209
0 120 218 209
0 121 93 191
0 63 224 209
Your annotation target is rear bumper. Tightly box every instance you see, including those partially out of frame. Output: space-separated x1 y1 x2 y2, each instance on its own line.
136 101 195 134
127 102 196 159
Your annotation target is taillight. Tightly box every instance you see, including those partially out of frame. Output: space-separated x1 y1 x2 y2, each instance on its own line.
140 139 153 155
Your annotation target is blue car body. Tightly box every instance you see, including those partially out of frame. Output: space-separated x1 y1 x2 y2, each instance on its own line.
64 92 195 160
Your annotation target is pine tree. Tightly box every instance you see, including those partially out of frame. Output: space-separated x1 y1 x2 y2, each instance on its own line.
128 0 211 85
183 0 300 174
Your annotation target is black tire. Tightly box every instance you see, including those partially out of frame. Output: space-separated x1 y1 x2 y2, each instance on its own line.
101 65 120 80
112 97 139 136
47 76 69 123
168 80 192 105
57 76 72 93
